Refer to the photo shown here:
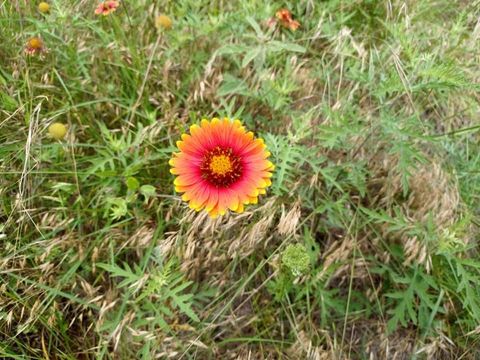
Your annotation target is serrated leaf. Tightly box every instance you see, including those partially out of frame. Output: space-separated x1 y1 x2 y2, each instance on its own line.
97 262 142 288
170 293 200 322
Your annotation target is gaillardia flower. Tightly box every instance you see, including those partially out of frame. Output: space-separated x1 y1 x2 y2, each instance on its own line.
155 14 173 30
25 37 44 55
170 118 274 218
95 1 119 16
276 9 300 31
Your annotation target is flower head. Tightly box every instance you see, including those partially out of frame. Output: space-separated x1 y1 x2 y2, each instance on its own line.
38 2 50 13
281 244 310 276
95 1 119 16
25 37 44 55
155 14 173 30
48 123 67 140
275 9 300 31
169 118 274 218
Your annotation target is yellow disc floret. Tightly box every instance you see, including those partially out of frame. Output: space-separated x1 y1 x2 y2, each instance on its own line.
209 155 232 175
28 37 43 49
200 146 243 188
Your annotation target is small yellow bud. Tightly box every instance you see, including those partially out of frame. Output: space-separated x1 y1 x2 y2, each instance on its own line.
155 14 173 30
38 2 50 13
48 123 67 140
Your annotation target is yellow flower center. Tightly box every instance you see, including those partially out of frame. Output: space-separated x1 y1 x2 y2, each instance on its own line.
209 155 232 175
201 146 243 187
28 37 43 49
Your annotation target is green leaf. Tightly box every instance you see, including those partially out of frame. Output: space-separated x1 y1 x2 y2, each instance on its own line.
242 47 262 68
0 92 17 111
168 291 200 322
126 176 140 191
264 133 305 195
217 74 249 97
96 170 117 178
140 185 156 198
217 44 248 55
269 40 306 53
246 16 264 37
386 267 440 334
97 262 142 288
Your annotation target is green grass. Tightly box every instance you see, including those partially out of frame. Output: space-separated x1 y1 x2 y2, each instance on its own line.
1 0 480 358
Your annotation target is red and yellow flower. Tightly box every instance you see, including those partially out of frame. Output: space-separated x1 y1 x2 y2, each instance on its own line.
170 118 274 218
276 9 300 31
95 1 119 16
25 37 44 55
